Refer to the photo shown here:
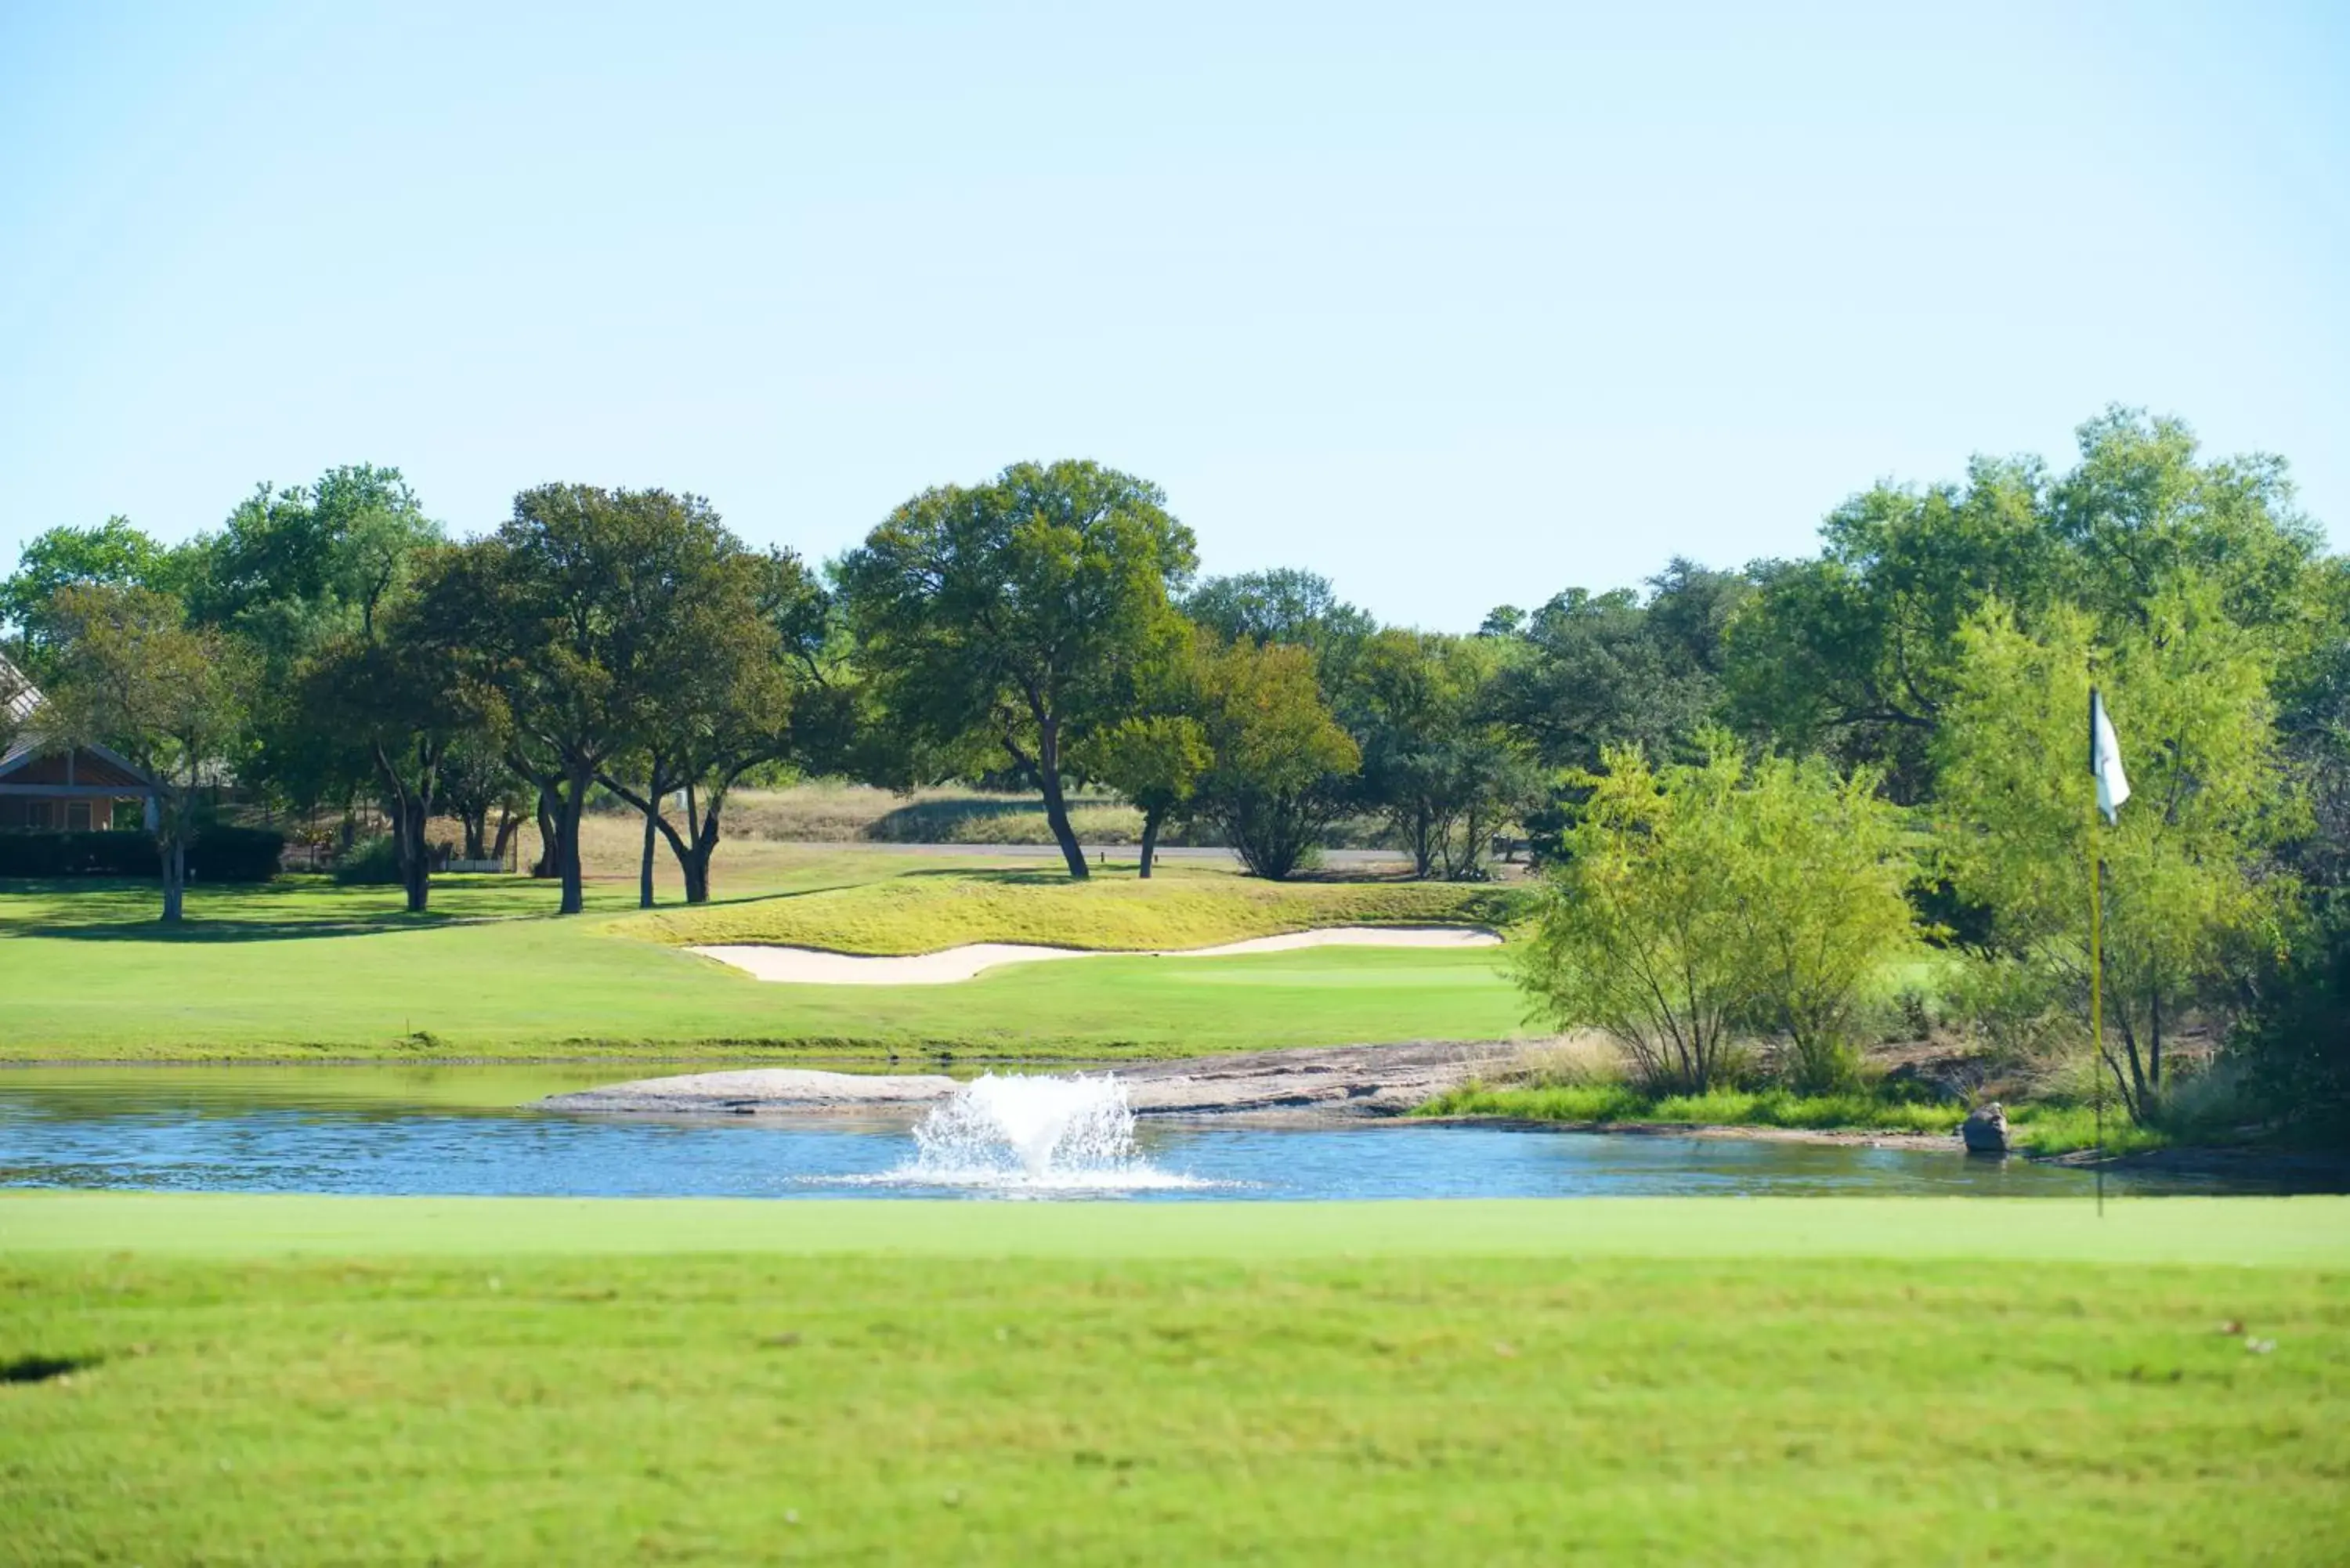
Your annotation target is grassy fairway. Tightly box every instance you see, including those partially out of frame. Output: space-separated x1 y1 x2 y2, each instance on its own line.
3 1197 2345 1565
0 862 1530 1060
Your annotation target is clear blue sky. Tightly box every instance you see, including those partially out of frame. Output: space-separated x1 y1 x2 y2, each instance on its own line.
2 2 2343 630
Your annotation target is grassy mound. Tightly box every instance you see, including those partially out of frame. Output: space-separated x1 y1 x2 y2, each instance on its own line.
622 869 1535 954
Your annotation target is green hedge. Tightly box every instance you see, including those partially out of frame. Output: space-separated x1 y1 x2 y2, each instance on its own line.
0 826 284 883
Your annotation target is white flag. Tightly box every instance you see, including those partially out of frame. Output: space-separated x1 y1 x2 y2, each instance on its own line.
2091 688 2130 825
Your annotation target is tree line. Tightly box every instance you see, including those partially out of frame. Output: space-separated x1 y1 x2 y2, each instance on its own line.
5 409 2346 1134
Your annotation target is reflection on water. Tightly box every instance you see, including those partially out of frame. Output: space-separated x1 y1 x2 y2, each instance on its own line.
0 1067 2282 1201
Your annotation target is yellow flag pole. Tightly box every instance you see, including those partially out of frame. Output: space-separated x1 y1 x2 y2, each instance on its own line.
2088 685 2105 1219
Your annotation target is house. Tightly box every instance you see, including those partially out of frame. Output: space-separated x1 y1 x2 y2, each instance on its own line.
0 651 160 832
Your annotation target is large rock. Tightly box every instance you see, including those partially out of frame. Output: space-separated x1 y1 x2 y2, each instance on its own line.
1961 1102 2009 1154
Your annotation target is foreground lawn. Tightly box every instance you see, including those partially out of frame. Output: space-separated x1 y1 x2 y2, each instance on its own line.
0 864 1531 1061
2 1196 2345 1565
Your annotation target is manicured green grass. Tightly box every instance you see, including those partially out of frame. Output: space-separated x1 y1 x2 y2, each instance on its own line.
0 865 1531 1061
3 1195 2345 1564
620 869 1531 952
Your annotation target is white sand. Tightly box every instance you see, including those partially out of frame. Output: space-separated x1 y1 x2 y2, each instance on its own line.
687 924 1502 985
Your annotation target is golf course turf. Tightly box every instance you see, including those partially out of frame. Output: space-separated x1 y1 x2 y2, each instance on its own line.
4 1195 2347 1564
0 865 1533 1061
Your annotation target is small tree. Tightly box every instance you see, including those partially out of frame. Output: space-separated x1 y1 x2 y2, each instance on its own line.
1073 715 1209 878
1187 640 1359 880
41 585 249 923
1517 736 1916 1094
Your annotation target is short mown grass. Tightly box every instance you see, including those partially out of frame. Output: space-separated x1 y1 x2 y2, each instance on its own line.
0 861 1534 1061
622 869 1534 954
2 1194 2345 1565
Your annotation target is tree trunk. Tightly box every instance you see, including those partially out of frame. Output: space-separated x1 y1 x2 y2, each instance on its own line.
160 831 186 924
491 806 518 865
1415 804 1435 880
532 787 559 879
1138 806 1165 879
461 809 488 862
399 796 431 914
556 771 589 916
1033 722 1089 880
638 797 658 910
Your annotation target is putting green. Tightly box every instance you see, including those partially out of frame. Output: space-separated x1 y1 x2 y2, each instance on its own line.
5 1191 2344 1266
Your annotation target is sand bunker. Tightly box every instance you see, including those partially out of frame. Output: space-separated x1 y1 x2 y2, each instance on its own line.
687 925 1502 985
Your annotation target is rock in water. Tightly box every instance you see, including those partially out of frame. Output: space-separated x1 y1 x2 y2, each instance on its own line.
1961 1102 2009 1154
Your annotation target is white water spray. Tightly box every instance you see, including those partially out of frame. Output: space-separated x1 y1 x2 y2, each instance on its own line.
868 1072 1205 1192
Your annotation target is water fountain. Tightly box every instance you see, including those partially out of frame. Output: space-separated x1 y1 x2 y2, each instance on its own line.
881 1072 1203 1192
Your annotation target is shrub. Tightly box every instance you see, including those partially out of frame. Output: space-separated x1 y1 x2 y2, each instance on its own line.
187 825 285 883
332 834 403 885
1516 734 1918 1095
0 825 281 883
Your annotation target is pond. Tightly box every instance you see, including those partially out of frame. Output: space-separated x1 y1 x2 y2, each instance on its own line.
0 1066 2260 1200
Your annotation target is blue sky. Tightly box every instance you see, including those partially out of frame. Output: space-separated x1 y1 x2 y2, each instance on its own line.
2 2 2343 630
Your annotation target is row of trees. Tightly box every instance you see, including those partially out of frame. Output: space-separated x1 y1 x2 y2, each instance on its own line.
5 410 2345 1132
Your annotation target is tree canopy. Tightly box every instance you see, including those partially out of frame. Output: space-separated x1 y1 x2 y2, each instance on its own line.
837 460 1198 880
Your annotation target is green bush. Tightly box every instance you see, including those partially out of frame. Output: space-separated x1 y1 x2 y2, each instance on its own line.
0 826 282 883
331 835 403 886
188 826 286 883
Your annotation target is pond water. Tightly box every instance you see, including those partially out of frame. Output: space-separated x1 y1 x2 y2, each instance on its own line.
0 1066 2254 1200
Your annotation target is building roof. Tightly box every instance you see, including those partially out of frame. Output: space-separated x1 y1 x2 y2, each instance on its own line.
0 652 159 793
0 650 38 725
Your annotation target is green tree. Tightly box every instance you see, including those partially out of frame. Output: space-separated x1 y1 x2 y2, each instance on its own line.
837 461 1198 880
1488 560 1744 776
296 598 491 914
598 548 831 906
39 585 250 923
179 465 443 821
1726 408 2326 800
413 486 733 915
1517 737 1916 1093
1072 714 1209 878
1350 629 1534 880
1 518 179 676
1187 639 1360 880
1932 587 2295 1122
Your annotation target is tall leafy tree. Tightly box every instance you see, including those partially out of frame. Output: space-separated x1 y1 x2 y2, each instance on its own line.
414 485 735 915
1187 639 1361 880
0 518 180 677
1488 559 1745 777
837 461 1198 880
179 465 443 818
1349 629 1533 880
1727 408 2326 800
1932 586 2295 1122
38 585 250 923
598 548 832 906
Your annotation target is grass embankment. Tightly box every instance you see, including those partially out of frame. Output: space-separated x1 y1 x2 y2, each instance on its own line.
0 861 1532 1062
1419 1085 2175 1154
3 1195 2345 1565
624 871 1531 952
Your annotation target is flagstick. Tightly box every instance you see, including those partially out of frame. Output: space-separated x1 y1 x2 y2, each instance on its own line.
2088 685 2105 1219
2090 831 2104 1219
